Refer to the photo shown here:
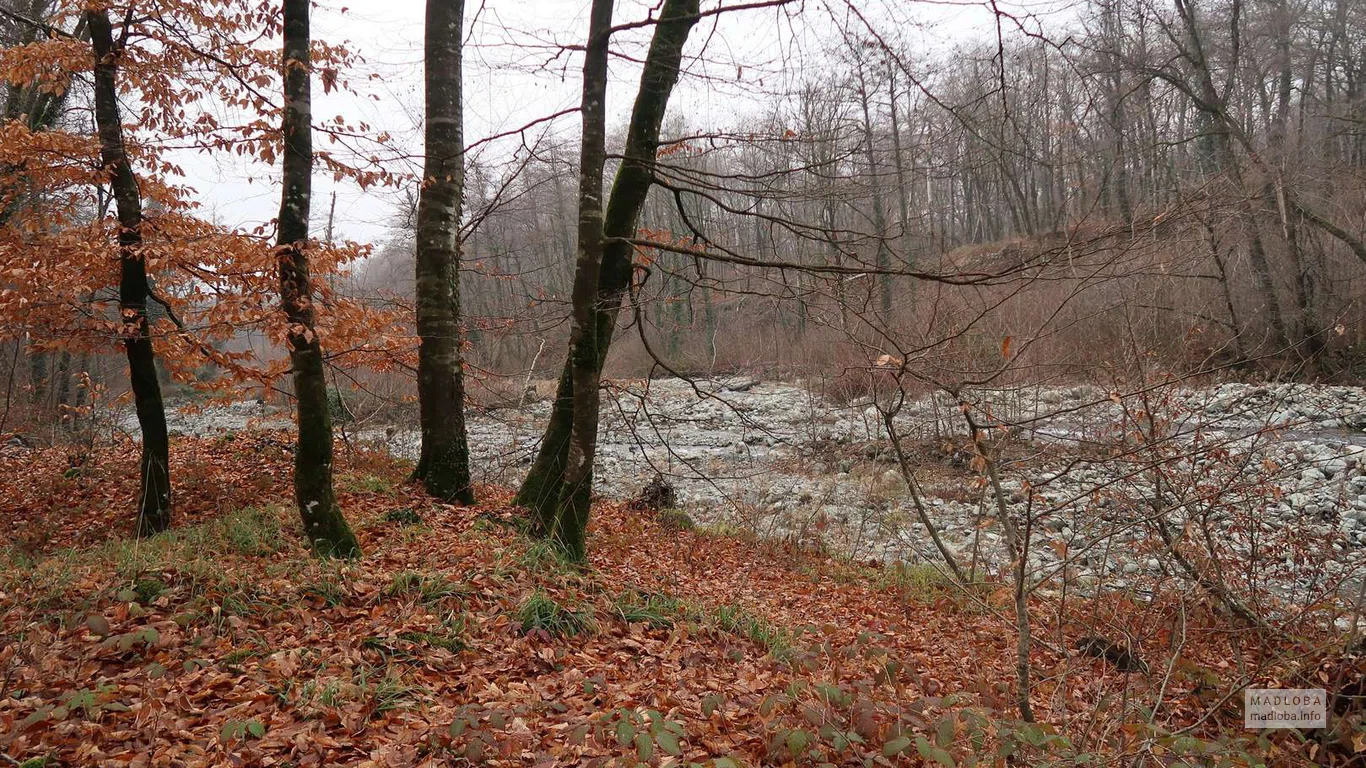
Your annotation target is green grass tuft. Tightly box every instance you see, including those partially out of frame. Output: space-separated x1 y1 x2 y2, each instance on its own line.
398 629 467 654
705 603 794 660
516 590 595 637
657 508 696 531
613 590 683 629
384 570 464 603
299 568 350 607
383 507 423 526
338 474 397 495
221 507 283 556
517 538 578 574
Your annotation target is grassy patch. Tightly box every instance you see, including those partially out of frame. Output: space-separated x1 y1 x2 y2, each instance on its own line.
695 520 757 541
613 590 683 629
397 628 467 654
516 590 595 637
114 575 168 604
1 545 36 571
359 627 467 658
299 567 352 607
7 557 81 610
704 603 794 660
298 663 424 719
517 538 578 574
221 507 284 556
362 666 424 714
338 474 397 495
114 506 286 577
656 508 696 531
215 581 270 618
220 644 267 670
384 570 463 604
814 558 958 601
880 562 954 593
382 507 423 526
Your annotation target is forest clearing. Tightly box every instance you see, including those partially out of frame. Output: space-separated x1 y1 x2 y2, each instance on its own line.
3 0 1366 763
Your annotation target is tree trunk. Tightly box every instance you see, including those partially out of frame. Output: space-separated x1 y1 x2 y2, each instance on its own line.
1103 0 1134 225
515 0 701 559
1267 0 1322 365
88 9 171 537
856 62 892 318
1205 220 1247 362
887 69 913 269
537 0 613 560
1174 0 1289 351
276 0 360 558
413 0 475 504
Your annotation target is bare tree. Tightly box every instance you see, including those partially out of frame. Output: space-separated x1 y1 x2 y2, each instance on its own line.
516 0 702 559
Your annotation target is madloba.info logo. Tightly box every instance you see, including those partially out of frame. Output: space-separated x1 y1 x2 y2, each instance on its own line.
1244 688 1326 729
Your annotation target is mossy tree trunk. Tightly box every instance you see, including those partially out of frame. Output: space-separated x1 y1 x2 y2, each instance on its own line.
276 0 360 558
538 0 613 561
88 9 171 537
412 0 475 504
515 0 701 559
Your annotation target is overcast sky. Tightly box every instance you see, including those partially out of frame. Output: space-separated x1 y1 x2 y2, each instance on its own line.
171 0 1072 246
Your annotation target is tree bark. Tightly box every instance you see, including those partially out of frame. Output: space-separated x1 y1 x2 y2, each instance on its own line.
412 0 475 504
515 0 701 559
548 0 614 561
88 9 171 537
276 0 360 558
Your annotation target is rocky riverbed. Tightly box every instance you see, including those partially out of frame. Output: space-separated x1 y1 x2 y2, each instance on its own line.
131 378 1366 607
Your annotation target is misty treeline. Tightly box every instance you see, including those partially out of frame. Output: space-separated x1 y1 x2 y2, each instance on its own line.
359 0 1366 385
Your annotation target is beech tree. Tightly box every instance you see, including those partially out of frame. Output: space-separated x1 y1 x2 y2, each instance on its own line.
275 0 361 557
87 7 171 535
516 0 701 559
412 0 474 505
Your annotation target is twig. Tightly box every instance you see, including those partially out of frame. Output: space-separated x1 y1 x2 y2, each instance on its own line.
882 409 966 583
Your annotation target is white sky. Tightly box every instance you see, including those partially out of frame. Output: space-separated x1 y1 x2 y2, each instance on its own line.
172 0 1075 246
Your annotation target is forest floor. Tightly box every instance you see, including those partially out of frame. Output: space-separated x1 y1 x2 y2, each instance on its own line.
0 433 1360 766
